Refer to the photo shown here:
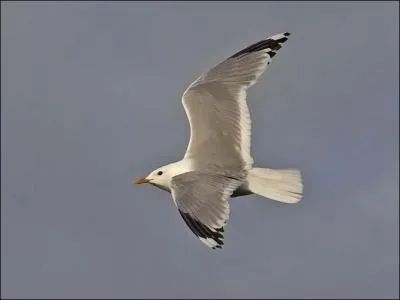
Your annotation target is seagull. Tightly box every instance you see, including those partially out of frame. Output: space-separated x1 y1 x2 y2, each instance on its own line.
134 32 303 249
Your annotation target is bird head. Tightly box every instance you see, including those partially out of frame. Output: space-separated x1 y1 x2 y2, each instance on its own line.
134 160 190 192
134 166 170 189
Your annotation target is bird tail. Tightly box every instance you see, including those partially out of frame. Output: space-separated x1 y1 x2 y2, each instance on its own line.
247 168 303 203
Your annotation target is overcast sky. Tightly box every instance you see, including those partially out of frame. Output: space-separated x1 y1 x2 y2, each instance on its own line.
1 1 399 299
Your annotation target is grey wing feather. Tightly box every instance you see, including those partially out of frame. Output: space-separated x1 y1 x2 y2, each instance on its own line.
171 171 243 249
182 84 250 170
182 33 291 170
187 32 290 89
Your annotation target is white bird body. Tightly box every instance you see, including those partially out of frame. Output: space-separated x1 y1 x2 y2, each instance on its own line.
143 159 302 204
135 32 303 249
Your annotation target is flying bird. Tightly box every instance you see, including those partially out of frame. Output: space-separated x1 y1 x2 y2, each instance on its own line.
134 32 303 249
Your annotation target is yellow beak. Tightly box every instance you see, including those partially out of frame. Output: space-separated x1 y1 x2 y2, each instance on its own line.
133 177 151 185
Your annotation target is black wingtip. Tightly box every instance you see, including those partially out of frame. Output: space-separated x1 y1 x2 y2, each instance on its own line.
230 32 291 58
178 210 225 247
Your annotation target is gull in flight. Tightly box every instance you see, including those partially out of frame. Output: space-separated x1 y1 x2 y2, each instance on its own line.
135 32 303 249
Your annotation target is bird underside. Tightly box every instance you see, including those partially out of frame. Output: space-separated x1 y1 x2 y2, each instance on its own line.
152 180 253 198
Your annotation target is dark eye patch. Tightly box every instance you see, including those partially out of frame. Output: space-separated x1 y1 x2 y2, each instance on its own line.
157 171 163 176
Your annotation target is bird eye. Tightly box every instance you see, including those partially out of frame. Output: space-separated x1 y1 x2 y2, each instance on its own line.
157 171 163 176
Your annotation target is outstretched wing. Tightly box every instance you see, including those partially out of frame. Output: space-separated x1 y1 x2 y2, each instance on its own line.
182 33 291 170
171 171 243 249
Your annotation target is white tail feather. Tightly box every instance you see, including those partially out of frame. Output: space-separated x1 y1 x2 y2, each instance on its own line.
247 168 303 203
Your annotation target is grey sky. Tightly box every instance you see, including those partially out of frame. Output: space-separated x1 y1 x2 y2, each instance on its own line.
1 1 398 298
